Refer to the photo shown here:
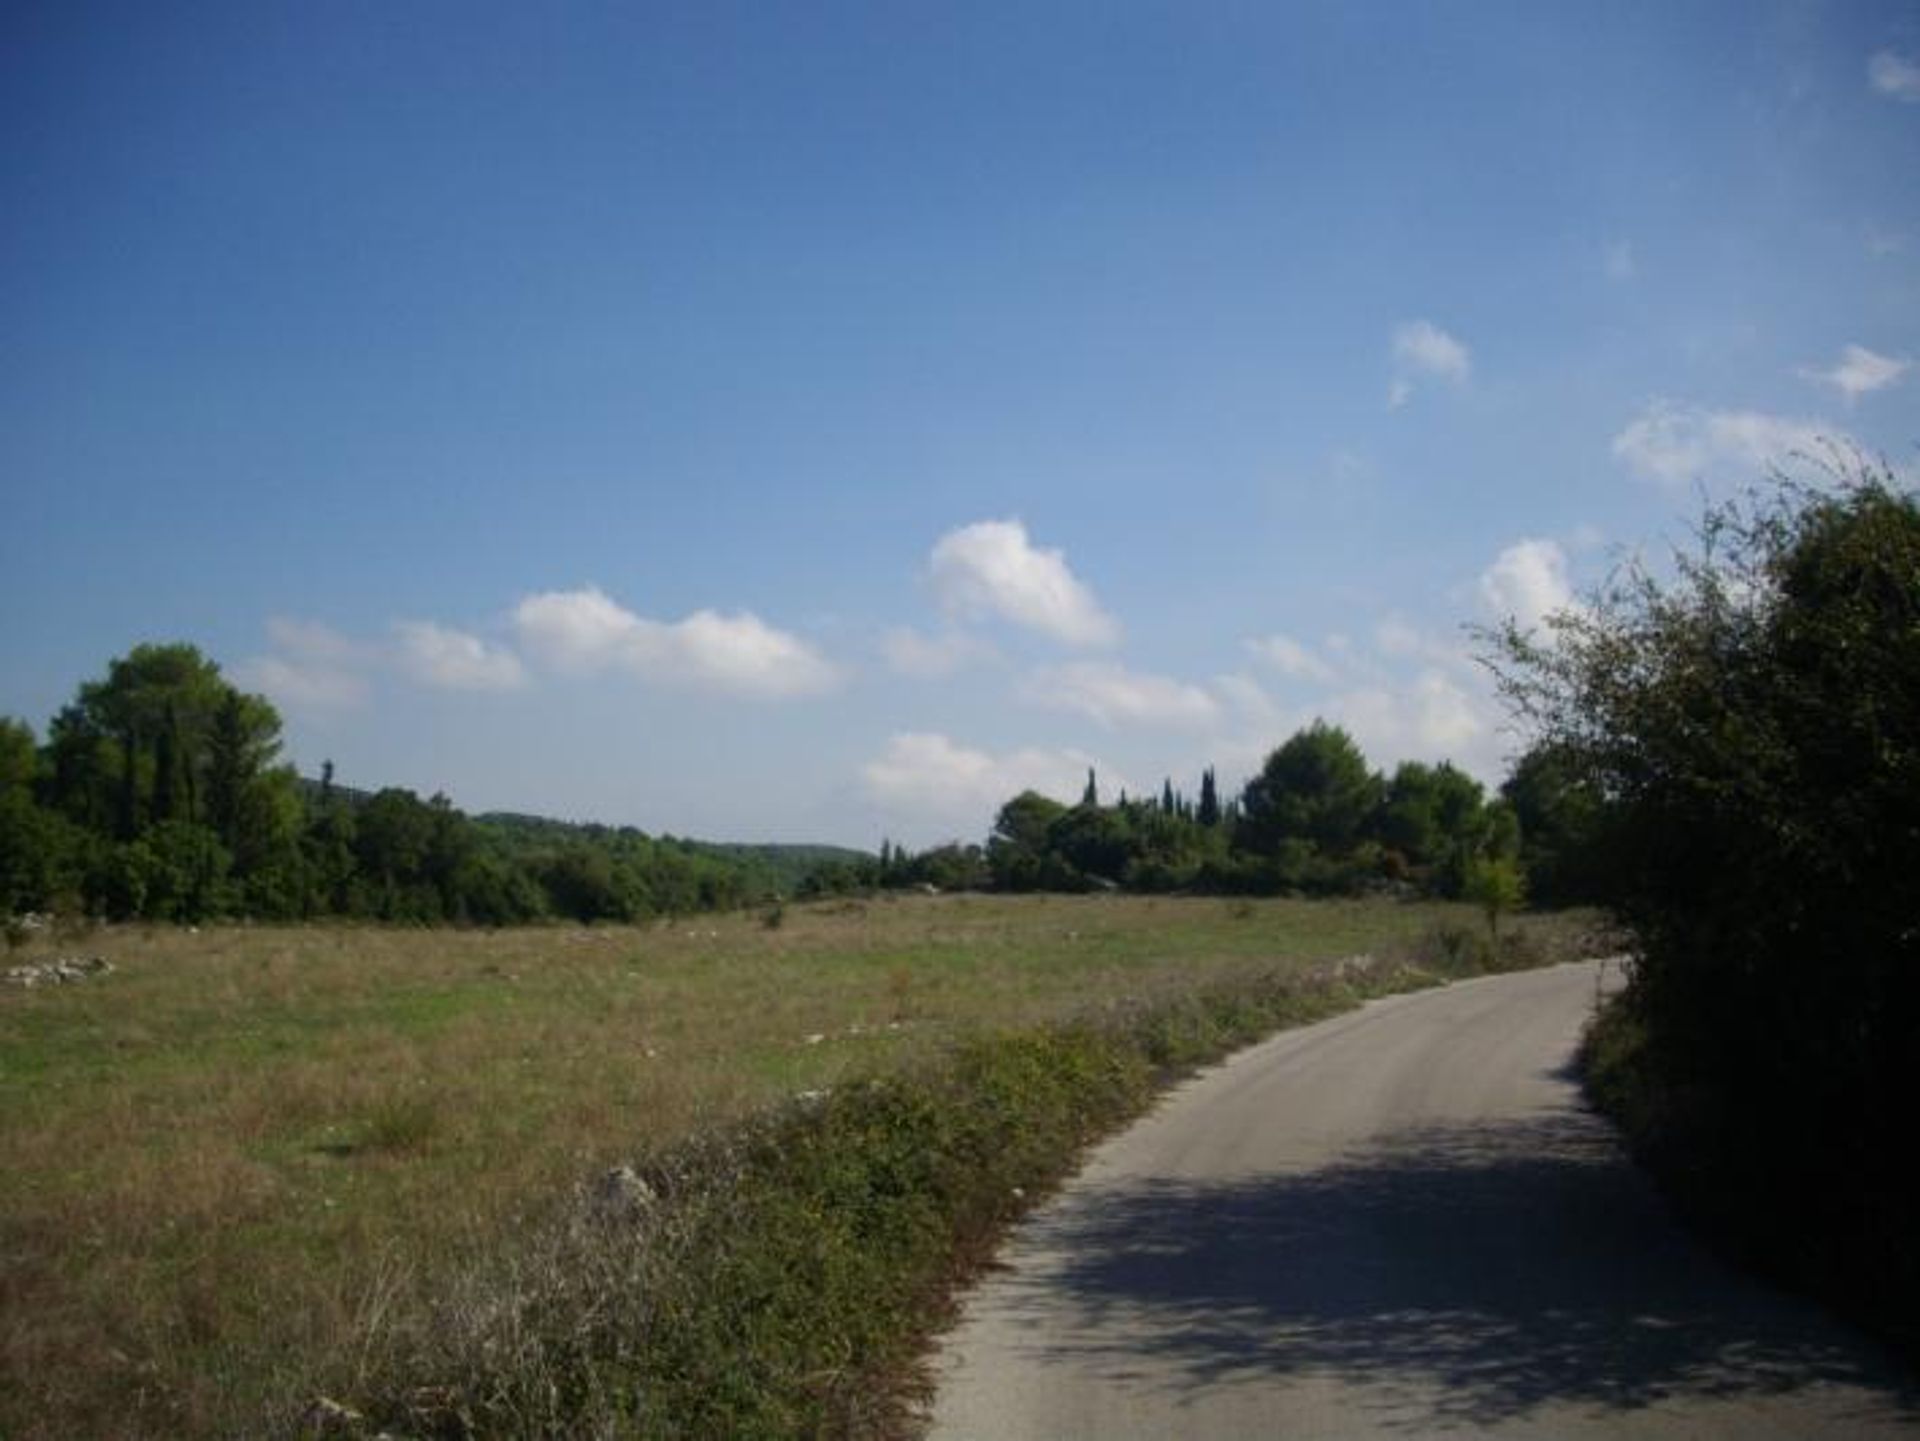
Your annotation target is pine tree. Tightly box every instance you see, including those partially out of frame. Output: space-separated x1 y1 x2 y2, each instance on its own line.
1082 768 1098 807
1198 767 1220 827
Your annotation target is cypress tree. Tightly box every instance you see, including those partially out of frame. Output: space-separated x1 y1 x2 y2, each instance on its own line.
1082 768 1098 807
153 707 179 824
118 727 140 840
1198 767 1221 827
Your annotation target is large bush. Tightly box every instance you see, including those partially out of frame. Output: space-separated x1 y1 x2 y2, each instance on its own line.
1489 466 1920 1331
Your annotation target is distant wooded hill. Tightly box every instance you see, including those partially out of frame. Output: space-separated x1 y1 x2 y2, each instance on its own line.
0 644 874 925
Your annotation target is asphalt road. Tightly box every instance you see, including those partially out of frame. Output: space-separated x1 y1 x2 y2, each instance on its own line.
925 960 1918 1439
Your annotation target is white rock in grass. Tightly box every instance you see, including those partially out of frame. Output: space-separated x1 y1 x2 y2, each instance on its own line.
591 1164 658 1220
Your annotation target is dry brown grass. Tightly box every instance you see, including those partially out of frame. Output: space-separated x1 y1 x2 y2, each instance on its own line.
0 894 1581 1436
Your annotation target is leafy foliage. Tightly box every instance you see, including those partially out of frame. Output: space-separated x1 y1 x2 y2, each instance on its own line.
1239 721 1382 856
1488 465 1920 1345
982 721 1523 900
0 646 867 925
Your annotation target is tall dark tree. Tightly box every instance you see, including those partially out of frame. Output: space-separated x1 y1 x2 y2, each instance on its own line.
1237 722 1382 856
1197 767 1220 827
76 644 229 841
44 704 114 834
1081 768 1098 807
1501 742 1608 905
988 790 1069 890
205 686 284 854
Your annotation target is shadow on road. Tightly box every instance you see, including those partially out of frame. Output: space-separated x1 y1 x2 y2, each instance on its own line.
1009 1097 1919 1429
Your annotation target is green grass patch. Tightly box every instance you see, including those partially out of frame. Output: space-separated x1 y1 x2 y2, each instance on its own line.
348 939 1578 1439
0 898 1601 1438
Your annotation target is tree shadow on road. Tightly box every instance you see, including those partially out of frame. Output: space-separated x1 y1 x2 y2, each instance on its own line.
1002 1096 1919 1430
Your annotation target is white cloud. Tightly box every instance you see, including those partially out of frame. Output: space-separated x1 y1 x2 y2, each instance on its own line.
928 519 1119 648
1869 49 1920 101
512 587 637 673
1021 661 1221 730
880 626 995 679
1611 399 1848 487
392 621 525 691
238 617 371 712
860 732 1119 830
1604 239 1637 282
239 653 370 712
1374 615 1424 659
1479 539 1575 633
265 616 362 663
1327 670 1500 783
1371 613 1472 669
513 586 839 698
1246 633 1337 684
1388 319 1471 406
1210 671 1284 728
1799 343 1909 404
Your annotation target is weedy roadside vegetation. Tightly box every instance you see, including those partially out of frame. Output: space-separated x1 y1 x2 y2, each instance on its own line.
0 895 1600 1438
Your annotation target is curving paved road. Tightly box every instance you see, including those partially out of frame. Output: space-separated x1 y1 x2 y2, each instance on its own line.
925 961 1918 1438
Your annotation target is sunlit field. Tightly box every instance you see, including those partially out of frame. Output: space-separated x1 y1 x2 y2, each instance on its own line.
1 894 1590 1436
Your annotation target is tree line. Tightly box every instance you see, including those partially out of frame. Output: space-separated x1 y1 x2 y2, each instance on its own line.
0 645 857 924
964 725 1592 912
1 641 1605 924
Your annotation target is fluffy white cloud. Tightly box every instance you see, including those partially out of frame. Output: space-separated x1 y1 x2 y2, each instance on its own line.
1021 661 1220 730
1246 633 1337 684
1210 671 1285 727
1371 614 1470 669
1611 400 1846 487
238 618 371 712
860 732 1119 829
1479 538 1575 633
881 626 995 679
927 519 1119 648
1389 319 1471 406
1373 615 1424 659
239 652 369 712
512 587 637 673
1327 670 1500 782
513 586 839 698
1799 344 1909 404
392 621 525 691
1869 49 1920 101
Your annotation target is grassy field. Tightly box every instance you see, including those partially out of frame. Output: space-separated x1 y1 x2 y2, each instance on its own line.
1 894 1595 1437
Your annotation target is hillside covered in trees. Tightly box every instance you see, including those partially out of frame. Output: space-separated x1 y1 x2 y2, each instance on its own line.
0 645 866 924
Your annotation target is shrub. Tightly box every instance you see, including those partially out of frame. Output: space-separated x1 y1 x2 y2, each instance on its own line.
1491 465 1920 1354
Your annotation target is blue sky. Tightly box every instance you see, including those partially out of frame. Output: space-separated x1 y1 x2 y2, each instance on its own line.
4 2 1917 847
